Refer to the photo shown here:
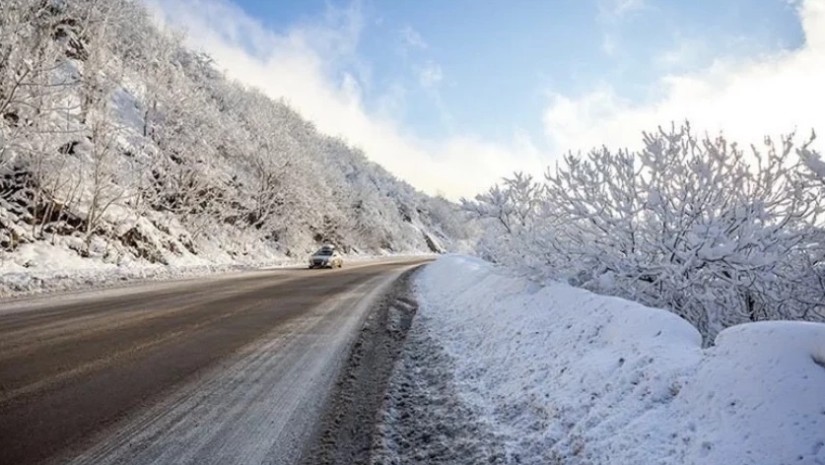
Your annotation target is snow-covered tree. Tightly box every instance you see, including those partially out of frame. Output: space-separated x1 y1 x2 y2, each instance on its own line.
461 172 544 264
470 123 825 341
2 0 470 262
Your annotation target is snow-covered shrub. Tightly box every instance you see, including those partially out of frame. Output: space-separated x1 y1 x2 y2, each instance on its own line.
466 124 825 341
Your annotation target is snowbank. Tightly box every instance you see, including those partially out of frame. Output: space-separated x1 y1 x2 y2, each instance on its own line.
0 241 433 298
0 244 283 298
414 255 825 464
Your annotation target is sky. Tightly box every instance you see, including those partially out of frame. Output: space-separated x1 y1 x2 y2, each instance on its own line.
145 0 825 199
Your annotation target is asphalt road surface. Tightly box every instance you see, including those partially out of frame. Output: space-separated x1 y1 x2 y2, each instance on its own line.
0 258 429 465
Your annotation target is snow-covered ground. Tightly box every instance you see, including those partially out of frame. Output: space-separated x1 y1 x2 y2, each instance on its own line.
0 239 426 298
412 255 825 464
0 237 278 298
2 0 471 303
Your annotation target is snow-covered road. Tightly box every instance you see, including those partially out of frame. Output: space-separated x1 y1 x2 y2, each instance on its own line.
0 259 428 465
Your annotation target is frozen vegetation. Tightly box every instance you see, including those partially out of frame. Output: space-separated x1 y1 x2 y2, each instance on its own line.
463 125 825 341
400 255 825 464
4 1 824 461
0 0 472 295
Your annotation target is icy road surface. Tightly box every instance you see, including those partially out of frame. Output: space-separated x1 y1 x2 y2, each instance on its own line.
0 258 429 465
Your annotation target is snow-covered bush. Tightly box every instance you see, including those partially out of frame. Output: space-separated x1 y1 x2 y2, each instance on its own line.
465 124 825 341
461 172 545 268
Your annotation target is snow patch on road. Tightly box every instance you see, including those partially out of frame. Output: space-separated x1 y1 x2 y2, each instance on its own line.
411 255 825 465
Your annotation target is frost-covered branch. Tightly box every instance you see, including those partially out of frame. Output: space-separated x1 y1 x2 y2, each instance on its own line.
474 123 825 341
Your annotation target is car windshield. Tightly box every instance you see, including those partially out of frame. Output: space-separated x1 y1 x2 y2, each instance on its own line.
315 249 333 256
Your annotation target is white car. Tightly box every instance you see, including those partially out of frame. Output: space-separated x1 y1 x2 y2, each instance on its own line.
308 246 343 269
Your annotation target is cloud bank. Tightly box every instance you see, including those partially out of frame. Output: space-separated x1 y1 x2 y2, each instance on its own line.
544 0 825 154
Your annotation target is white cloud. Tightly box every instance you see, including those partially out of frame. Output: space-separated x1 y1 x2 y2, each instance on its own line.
401 25 427 49
599 0 646 21
419 61 443 88
656 37 709 70
144 0 541 199
614 0 645 15
544 0 825 155
602 34 618 57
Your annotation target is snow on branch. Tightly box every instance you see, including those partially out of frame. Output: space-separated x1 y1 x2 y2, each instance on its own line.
467 123 825 342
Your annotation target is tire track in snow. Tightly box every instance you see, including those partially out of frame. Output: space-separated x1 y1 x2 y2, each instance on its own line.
64 269 410 465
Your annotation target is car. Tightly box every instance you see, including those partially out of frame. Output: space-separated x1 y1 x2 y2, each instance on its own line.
308 245 343 269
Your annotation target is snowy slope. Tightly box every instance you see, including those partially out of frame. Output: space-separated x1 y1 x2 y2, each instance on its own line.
413 255 825 464
0 0 470 295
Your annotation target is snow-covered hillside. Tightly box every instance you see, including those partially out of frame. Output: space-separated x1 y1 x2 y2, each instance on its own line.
0 0 472 293
407 255 825 464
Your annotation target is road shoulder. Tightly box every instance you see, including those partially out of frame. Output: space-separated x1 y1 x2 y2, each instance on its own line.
299 267 422 464
300 265 504 464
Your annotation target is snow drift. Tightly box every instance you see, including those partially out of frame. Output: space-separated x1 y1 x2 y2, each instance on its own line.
414 255 825 464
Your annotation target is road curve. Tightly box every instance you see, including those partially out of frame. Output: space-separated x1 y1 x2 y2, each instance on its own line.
0 258 429 465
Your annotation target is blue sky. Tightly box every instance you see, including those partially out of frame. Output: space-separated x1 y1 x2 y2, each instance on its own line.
148 0 824 198
230 0 803 141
